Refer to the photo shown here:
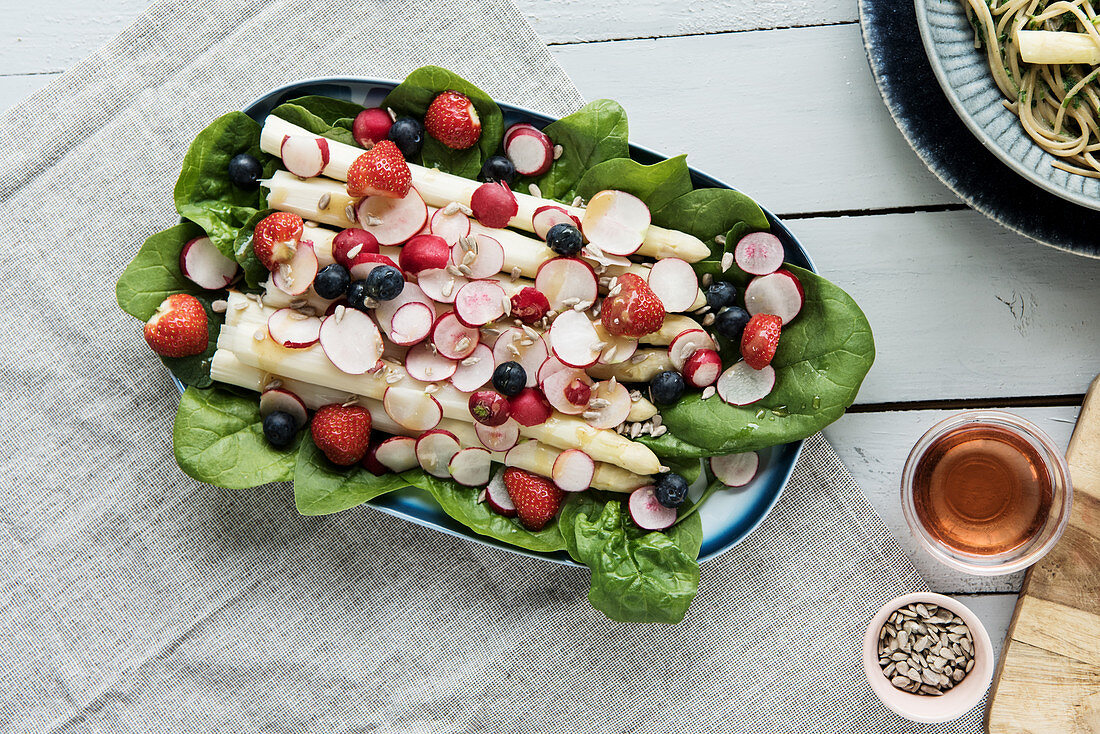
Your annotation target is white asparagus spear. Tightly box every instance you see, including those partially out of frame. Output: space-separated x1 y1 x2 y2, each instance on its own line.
260 116 710 262
588 350 674 382
1017 30 1100 65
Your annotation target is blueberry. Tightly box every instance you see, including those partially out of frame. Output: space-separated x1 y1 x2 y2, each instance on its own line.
346 280 370 311
714 306 751 342
546 222 583 256
314 264 350 300
387 117 424 159
364 264 405 302
654 472 689 509
480 155 516 185
263 411 298 448
227 153 263 190
705 281 738 311
492 361 527 396
649 371 685 406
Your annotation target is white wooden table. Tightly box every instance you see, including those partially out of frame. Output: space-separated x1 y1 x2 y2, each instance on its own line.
9 0 1099 667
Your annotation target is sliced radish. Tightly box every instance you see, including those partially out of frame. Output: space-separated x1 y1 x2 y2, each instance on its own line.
668 329 717 371
405 341 457 382
585 380 632 429
399 234 451 275
683 348 722 389
580 190 650 256
272 242 319 296
417 267 468 304
628 486 676 530
646 258 698 312
476 418 520 451
537 355 571 385
470 182 518 229
180 236 237 289
454 280 507 327
710 452 760 488
503 122 540 147
280 134 330 178
541 368 593 415
259 388 307 428
505 126 553 177
266 308 322 349
318 308 383 374
450 344 495 392
388 301 434 346
332 229 380 269
450 234 505 279
534 258 598 311
716 361 776 405
735 232 784 276
383 386 443 431
593 321 638 365
415 429 460 478
532 205 582 240
357 188 428 246
484 467 516 517
744 270 804 325
508 387 553 427
548 310 602 368
349 253 399 282
448 447 492 486
429 208 471 244
491 327 547 387
552 449 595 492
375 436 418 472
431 312 479 360
375 282 434 333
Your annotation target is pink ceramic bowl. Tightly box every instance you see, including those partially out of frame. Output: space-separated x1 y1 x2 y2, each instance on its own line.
862 592 994 723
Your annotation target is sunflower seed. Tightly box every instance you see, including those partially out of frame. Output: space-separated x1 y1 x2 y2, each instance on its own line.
253 329 265 341
510 266 522 281
366 214 383 226
318 192 331 210
630 422 643 438
572 196 585 208
582 410 602 421
446 264 464 277
263 378 282 391
628 390 643 402
920 684 944 696
883 662 896 676
702 386 716 400
211 299 228 313
553 144 563 160
454 336 472 353
233 300 249 311
346 244 364 260
701 273 714 286
442 279 456 299
721 252 734 271
424 383 440 394
519 338 535 347
714 234 727 246
385 371 403 384
896 661 910 676
589 398 611 409
965 659 974 673
386 106 397 122
651 415 662 427
897 631 909 649
651 425 667 437
890 675 909 689
345 204 356 222
952 669 965 682
529 183 542 198
608 284 622 297
461 249 477 266
702 313 716 326
573 301 592 312
631 353 650 364
457 264 473 276
502 296 512 316
507 343 521 358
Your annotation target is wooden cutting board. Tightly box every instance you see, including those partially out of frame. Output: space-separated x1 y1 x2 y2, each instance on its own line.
987 376 1100 733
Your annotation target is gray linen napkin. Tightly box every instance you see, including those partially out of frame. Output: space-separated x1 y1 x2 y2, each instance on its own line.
0 1 984 731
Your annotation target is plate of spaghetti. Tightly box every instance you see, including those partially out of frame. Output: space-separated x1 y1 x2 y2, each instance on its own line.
916 0 1100 210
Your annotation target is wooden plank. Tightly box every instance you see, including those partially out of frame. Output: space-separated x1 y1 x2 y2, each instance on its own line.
1011 597 1100 668
990 641 1100 733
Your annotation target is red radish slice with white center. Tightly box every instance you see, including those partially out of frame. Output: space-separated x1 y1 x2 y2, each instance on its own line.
541 368 593 415
716 361 776 405
491 327 548 387
375 436 418 472
710 452 760 488
266 308 322 349
580 190 651 256
388 301 434 346
503 123 540 147
259 388 307 428
273 242 319 296
450 344 494 392
319 308 383 374
552 449 595 492
431 313 479 360
682 348 722 388
646 258 698 312
537 355 571 385
476 418 520 452
349 260 383 282
383 386 443 431
504 126 553 177
628 486 677 530
484 467 516 516
593 321 637 365
180 236 237 289
375 282 433 333
584 379 632 429
532 205 582 240
454 280 507 327
450 234 505 279
549 310 602 368
668 329 717 371
429 208 471 244
414 429 460 478
448 447 492 486
735 232 784 276
357 188 428 246
534 258 597 311
744 270 804 324
417 268 468 304
404 341 457 382
280 134 330 178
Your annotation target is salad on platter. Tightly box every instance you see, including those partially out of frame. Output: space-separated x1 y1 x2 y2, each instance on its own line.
117 66 875 624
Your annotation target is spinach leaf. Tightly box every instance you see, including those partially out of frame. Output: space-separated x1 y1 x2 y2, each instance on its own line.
653 187 770 259
173 386 300 488
575 155 693 213
283 95 365 126
294 435 407 515
526 99 629 202
173 112 278 257
558 492 607 562
402 469 566 553
383 66 504 179
270 102 359 147
231 208 275 290
662 456 702 486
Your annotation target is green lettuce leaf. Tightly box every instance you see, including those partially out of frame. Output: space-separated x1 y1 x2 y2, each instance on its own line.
575 155 693 213
653 187 770 259
294 435 407 515
525 99 629 202
269 101 360 147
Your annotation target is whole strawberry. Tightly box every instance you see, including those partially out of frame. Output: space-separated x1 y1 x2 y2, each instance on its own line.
144 293 208 358
310 404 372 466
503 467 564 531
346 140 412 199
601 273 665 338
741 313 782 370
253 212 303 271
424 91 481 150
